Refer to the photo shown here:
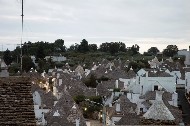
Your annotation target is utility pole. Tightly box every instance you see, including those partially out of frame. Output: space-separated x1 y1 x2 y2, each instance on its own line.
20 0 24 72
103 105 106 126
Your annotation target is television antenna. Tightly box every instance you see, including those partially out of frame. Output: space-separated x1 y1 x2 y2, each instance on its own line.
20 0 24 72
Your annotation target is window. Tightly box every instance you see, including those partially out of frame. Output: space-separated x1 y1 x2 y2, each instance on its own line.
154 85 158 91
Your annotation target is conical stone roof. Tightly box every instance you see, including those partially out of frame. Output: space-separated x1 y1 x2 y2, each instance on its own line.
143 91 175 121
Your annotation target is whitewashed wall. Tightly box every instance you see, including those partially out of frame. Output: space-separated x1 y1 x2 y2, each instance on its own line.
185 72 190 94
139 76 176 95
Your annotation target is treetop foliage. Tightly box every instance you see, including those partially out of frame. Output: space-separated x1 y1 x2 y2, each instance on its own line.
163 45 178 57
1 38 183 74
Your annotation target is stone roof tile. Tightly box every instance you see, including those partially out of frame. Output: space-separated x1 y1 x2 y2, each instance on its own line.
0 77 36 125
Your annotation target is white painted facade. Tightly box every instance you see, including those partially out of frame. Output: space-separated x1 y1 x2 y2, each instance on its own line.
170 70 185 85
117 69 178 118
168 92 178 107
119 78 140 93
126 93 140 104
33 91 50 125
120 72 176 95
139 73 176 95
33 91 42 106
137 68 146 76
178 49 190 66
45 55 66 62
185 71 190 94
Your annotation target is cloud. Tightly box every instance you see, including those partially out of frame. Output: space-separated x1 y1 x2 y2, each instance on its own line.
0 0 190 52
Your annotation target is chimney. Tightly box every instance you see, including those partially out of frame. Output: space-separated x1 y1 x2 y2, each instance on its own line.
115 80 118 88
109 103 112 107
146 71 148 77
155 90 164 101
75 118 80 126
116 103 121 112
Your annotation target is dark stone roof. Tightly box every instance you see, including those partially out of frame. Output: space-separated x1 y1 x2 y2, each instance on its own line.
184 67 190 72
57 79 88 97
100 59 109 66
89 65 127 80
119 95 137 115
139 91 156 100
44 91 57 108
140 118 176 125
31 84 57 109
46 116 74 126
163 96 182 124
0 77 36 125
84 88 96 97
140 91 182 124
96 83 111 97
126 69 136 78
45 90 86 126
140 91 172 101
115 113 140 125
55 73 97 97
89 65 107 78
108 68 127 80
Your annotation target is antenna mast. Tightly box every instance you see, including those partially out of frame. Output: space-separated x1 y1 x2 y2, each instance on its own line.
21 0 24 72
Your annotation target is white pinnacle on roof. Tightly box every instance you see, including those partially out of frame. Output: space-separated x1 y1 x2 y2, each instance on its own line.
72 104 77 109
105 70 108 73
53 110 60 116
143 91 175 121
130 66 133 70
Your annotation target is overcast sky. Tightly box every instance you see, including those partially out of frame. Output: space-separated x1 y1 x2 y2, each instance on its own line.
0 0 190 53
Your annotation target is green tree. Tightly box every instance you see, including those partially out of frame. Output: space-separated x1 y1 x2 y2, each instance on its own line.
89 44 97 52
163 45 178 57
3 49 12 65
12 46 21 63
110 42 120 55
37 59 46 73
130 44 140 55
147 47 160 56
118 42 126 52
68 43 79 52
22 55 35 72
8 63 20 73
83 74 97 88
99 42 126 54
74 95 86 104
54 39 65 52
36 44 45 60
78 39 89 53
